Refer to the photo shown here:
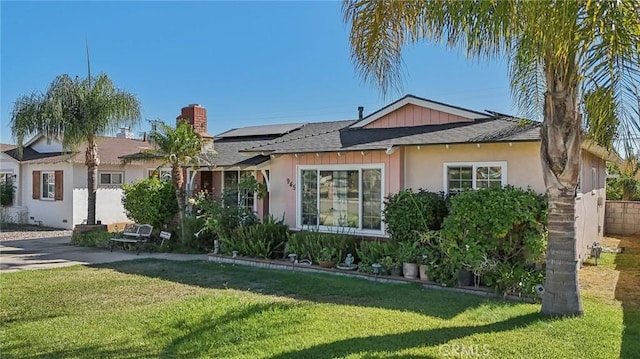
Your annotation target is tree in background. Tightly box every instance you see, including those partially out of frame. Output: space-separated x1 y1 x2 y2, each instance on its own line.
343 0 640 316
10 74 141 225
607 152 640 201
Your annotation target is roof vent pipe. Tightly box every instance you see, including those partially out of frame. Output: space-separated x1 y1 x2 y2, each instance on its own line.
358 106 364 120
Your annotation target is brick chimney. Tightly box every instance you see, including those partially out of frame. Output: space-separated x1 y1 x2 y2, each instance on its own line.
178 104 208 135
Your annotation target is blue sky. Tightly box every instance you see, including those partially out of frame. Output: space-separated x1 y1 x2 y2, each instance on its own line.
1 1 515 145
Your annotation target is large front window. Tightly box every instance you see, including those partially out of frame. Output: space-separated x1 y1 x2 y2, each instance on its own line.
444 162 506 194
299 165 383 232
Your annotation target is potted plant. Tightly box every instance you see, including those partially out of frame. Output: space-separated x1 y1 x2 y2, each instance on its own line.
318 247 337 268
397 241 420 279
417 254 429 281
380 255 401 276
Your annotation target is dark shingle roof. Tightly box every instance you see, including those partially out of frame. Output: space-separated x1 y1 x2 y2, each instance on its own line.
216 123 306 138
3 137 153 164
244 117 541 154
212 138 272 167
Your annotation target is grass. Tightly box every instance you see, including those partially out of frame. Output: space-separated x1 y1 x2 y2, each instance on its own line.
1 237 638 359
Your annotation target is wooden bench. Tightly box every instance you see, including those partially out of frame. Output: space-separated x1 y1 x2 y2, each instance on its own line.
110 224 153 255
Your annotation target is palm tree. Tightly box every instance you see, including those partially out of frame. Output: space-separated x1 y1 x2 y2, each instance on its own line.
147 120 211 241
343 0 640 316
10 73 141 225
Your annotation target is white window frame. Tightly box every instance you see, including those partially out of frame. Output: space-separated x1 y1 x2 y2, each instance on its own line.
41 171 55 201
99 171 124 186
222 170 258 213
296 163 385 236
442 161 507 194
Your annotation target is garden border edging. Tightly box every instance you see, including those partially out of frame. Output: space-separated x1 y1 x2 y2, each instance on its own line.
207 254 535 303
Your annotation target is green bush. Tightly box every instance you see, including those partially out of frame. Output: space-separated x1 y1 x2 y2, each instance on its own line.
1 180 15 207
194 190 257 241
383 189 448 242
71 230 113 248
287 229 356 264
438 186 547 295
356 240 398 273
122 177 178 229
220 216 289 259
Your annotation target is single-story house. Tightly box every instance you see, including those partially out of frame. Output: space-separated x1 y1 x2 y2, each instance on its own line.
0 132 163 229
183 95 612 262
1 95 611 262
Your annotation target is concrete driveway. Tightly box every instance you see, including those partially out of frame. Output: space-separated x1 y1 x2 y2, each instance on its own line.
0 236 208 273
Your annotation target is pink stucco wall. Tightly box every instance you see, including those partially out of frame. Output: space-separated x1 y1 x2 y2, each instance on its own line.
268 149 404 230
364 104 472 129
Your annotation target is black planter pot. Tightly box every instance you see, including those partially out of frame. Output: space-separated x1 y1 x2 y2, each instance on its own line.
457 269 474 287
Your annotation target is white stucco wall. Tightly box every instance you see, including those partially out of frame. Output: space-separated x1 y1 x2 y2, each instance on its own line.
21 162 75 229
72 163 159 225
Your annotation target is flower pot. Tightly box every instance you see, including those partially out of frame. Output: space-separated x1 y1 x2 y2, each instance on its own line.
319 261 336 268
390 268 402 276
419 264 429 281
402 262 418 279
457 269 473 287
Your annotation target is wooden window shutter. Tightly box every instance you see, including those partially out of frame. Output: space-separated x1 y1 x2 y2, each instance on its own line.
32 171 41 199
54 170 63 200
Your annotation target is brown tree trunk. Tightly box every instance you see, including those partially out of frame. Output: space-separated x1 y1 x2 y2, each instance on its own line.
540 67 584 316
172 164 186 243
86 139 99 225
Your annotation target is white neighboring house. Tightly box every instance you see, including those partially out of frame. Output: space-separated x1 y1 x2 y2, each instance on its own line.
0 131 162 229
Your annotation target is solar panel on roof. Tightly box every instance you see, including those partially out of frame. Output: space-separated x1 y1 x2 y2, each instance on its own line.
216 123 306 138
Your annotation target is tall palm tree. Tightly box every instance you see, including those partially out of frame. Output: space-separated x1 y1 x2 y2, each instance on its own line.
10 73 141 225
147 120 210 241
344 0 640 316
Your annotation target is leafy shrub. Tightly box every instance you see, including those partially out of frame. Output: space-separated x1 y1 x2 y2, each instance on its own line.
441 185 547 268
383 189 448 242
194 190 257 241
122 177 178 229
287 229 356 264
220 216 289 259
356 240 398 273
1 180 15 207
71 230 113 248
438 186 547 295
180 213 213 252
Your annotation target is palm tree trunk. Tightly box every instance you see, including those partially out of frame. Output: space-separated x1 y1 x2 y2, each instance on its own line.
85 140 100 225
172 165 186 243
539 69 584 316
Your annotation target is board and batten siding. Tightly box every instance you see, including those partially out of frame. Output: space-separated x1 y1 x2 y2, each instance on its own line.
364 104 473 129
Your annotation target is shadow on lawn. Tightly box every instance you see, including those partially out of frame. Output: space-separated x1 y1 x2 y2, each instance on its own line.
270 312 543 359
613 234 640 359
93 259 531 320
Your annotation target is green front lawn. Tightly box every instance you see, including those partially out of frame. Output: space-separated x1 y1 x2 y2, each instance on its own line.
0 258 634 358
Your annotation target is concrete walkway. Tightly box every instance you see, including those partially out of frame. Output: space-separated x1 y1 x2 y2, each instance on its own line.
0 236 208 273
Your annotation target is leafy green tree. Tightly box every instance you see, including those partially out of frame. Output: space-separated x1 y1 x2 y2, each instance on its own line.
608 153 640 201
122 177 178 229
10 74 141 225
343 0 640 316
